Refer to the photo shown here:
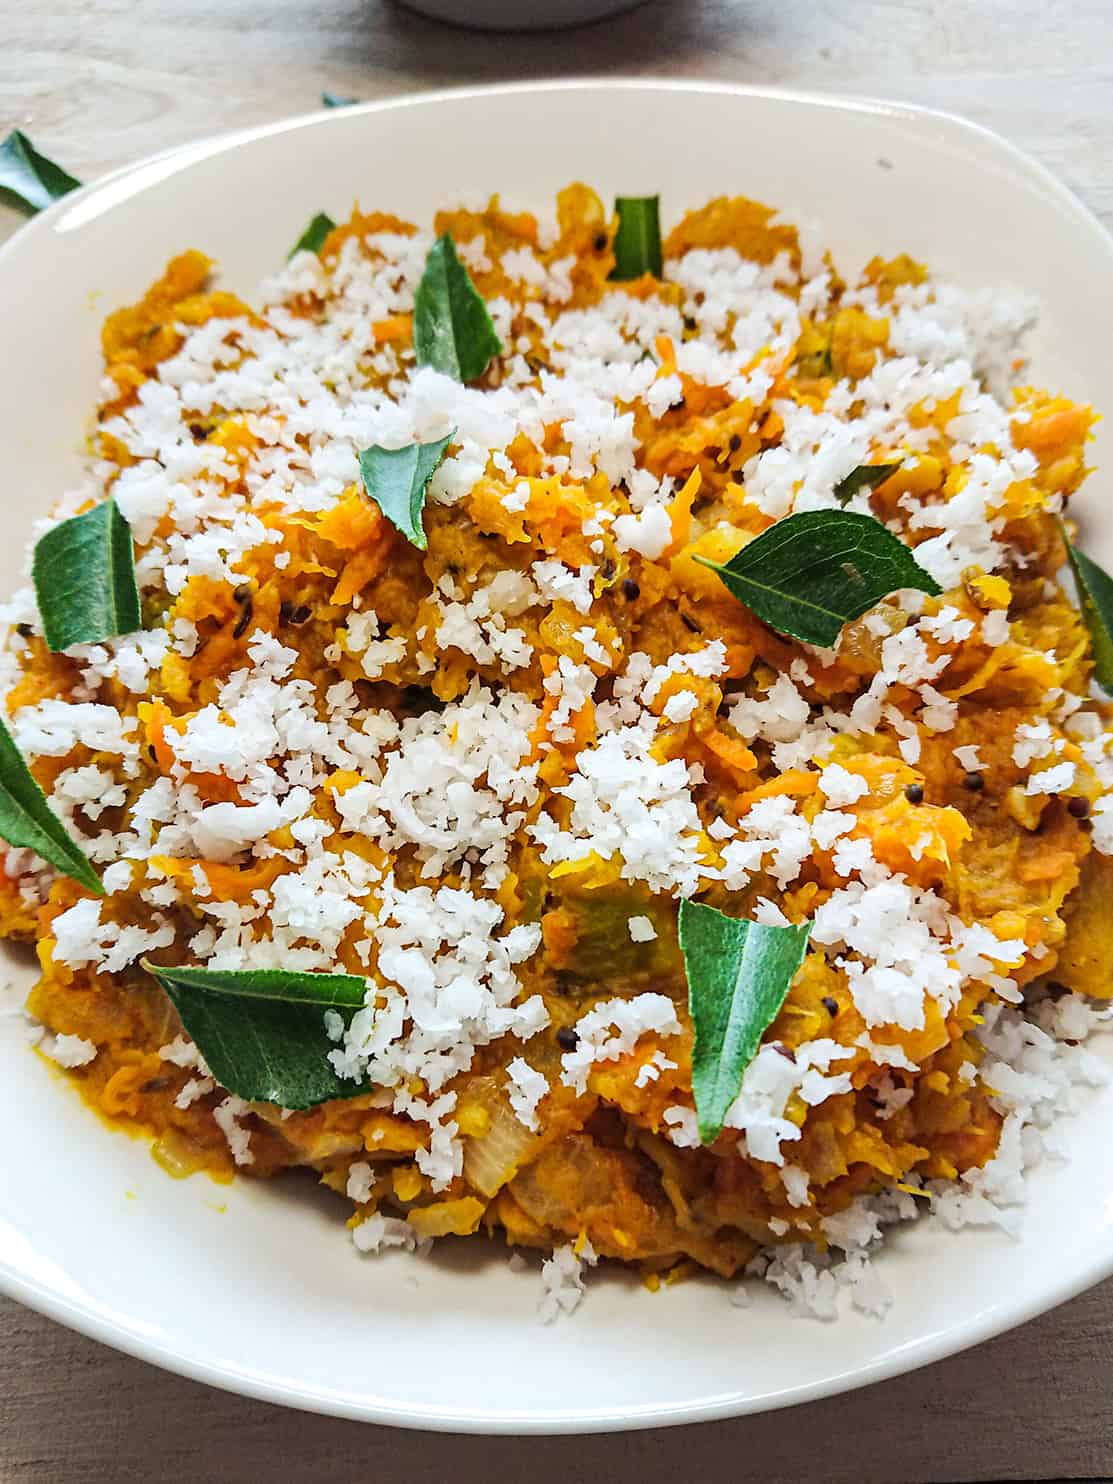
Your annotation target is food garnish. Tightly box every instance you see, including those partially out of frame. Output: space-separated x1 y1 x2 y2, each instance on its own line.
357 434 453 550
32 498 141 653
0 716 102 894
413 233 502 382
610 195 662 280
289 211 336 258
832 461 902 506
694 509 942 647
679 901 812 1145
0 129 81 215
1064 528 1113 692
144 963 371 1109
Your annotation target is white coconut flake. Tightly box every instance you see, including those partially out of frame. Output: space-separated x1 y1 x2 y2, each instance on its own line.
506 1057 548 1132
41 1033 97 1068
539 1240 598 1322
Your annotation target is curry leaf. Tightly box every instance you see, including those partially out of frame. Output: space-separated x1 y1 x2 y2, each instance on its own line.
144 962 373 1110
678 900 811 1145
413 233 503 383
357 433 453 550
832 461 901 506
0 714 101 894
32 499 141 653
321 91 357 107
1064 529 1113 692
0 130 81 216
694 509 941 647
289 211 336 258
610 195 662 280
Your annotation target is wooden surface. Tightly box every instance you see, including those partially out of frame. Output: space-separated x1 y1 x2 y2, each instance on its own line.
3 1 1113 1479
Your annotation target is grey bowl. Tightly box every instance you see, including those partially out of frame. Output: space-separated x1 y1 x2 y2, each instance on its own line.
399 0 646 30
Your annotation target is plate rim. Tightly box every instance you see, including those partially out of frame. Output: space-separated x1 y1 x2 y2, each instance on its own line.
5 75 1108 256
2 75 1113 1434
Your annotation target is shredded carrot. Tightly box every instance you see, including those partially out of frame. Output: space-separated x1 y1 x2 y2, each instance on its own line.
371 313 413 344
736 770 819 812
664 467 701 556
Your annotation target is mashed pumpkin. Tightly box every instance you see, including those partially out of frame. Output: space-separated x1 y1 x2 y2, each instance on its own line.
4 185 1112 1311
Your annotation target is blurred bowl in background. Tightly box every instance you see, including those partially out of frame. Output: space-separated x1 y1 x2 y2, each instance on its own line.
398 0 646 30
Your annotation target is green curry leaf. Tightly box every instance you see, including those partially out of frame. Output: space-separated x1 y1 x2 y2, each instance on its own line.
0 130 81 216
832 461 902 506
1064 528 1113 693
610 195 662 280
0 714 101 894
32 499 141 653
413 234 502 383
678 900 811 1145
694 509 941 647
289 211 336 258
144 962 373 1110
357 433 453 550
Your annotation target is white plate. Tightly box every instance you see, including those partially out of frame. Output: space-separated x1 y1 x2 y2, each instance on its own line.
3 79 1113 1435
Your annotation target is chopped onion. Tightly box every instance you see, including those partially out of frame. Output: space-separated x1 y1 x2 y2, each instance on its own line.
150 1127 211 1180
463 1090 536 1197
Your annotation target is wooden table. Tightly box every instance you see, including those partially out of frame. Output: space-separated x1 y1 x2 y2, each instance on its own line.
3 2 1113 1478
